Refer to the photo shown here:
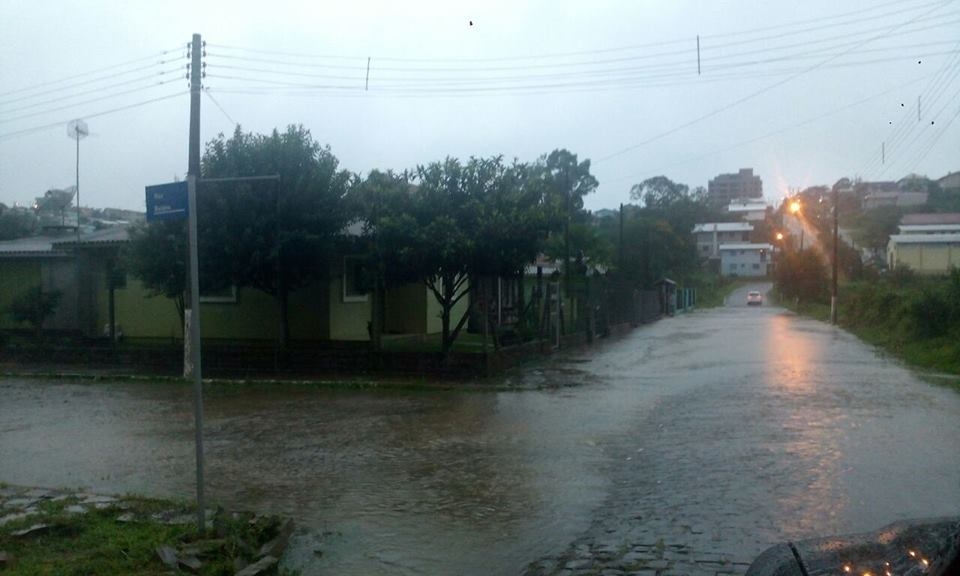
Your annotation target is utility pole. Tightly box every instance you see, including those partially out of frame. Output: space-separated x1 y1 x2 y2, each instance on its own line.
185 33 206 533
830 184 839 325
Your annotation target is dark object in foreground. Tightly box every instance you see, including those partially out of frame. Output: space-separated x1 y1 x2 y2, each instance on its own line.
746 517 959 576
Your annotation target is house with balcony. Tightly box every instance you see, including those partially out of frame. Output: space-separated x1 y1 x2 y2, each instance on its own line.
719 243 774 277
692 222 754 261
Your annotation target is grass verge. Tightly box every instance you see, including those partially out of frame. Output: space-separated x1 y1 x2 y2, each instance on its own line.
0 489 298 575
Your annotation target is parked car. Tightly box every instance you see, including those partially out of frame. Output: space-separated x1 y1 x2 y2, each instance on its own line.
747 291 763 306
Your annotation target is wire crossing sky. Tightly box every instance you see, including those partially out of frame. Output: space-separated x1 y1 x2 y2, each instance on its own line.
1 0 958 211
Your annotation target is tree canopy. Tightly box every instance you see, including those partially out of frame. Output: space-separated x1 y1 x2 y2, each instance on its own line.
198 124 354 347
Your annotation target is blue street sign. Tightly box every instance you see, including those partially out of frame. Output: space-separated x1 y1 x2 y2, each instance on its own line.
145 181 188 221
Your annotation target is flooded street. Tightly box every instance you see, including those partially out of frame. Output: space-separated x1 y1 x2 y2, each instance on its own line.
2 284 959 575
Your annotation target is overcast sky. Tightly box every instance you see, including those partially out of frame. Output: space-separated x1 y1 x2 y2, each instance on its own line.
1 0 958 212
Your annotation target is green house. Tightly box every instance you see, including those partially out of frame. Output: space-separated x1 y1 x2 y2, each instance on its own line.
0 226 467 345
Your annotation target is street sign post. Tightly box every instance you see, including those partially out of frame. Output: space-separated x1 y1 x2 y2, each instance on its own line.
145 181 188 221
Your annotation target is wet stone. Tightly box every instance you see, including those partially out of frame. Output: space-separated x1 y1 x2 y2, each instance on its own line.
178 554 202 573
155 545 178 569
65 505 88 515
116 512 136 522
0 512 35 526
11 524 50 538
235 555 278 576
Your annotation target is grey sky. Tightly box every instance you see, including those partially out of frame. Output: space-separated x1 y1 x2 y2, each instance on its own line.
1 0 958 212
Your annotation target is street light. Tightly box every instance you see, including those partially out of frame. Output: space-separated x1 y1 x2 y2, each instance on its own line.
789 200 801 214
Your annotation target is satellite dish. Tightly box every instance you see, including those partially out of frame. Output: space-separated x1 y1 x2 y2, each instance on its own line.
67 119 89 140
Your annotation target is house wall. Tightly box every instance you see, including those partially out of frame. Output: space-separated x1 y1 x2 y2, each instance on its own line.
0 260 42 330
100 277 332 342
40 258 79 331
720 250 770 277
385 283 427 334
892 243 959 274
329 274 371 341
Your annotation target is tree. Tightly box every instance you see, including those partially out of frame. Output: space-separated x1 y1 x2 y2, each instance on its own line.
630 175 689 209
199 125 353 348
536 150 599 289
775 249 829 305
125 220 187 329
370 156 549 353
7 286 61 341
0 203 36 240
852 205 902 255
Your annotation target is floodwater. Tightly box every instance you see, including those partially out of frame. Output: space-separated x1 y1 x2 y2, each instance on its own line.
1 282 958 575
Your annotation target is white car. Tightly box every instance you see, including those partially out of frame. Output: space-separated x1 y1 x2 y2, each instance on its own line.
747 291 763 306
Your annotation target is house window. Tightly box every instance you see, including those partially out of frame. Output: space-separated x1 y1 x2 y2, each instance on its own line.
729 264 737 272
752 263 760 270
200 285 238 304
342 256 368 303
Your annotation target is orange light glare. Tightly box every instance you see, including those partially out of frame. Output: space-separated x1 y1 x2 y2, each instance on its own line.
790 201 801 214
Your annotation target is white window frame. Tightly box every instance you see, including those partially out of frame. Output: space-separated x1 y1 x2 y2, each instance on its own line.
200 285 238 304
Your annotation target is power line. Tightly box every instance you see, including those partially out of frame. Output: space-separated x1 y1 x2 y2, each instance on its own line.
1 77 185 124
592 0 953 165
205 0 945 64
203 88 238 126
1 66 186 115
604 72 938 187
0 91 188 141
0 47 184 101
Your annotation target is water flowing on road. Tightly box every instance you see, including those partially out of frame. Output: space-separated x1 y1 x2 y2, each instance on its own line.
2 283 958 574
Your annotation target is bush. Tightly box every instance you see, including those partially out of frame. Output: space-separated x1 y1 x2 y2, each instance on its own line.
7 286 61 341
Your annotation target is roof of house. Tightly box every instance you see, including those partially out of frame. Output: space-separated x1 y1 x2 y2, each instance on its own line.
889 233 960 245
0 235 62 256
718 243 774 251
898 224 960 234
51 225 130 247
901 213 960 225
692 222 754 233
0 225 131 257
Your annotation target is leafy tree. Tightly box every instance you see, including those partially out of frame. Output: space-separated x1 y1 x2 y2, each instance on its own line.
370 156 549 353
535 149 599 281
199 125 353 347
125 220 187 329
630 175 689 209
0 204 36 240
775 249 829 305
7 286 61 341
852 205 902 255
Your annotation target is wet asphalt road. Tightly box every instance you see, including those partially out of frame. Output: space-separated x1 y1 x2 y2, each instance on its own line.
1 283 959 575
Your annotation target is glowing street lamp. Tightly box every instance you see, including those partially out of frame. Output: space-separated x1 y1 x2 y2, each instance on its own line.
775 232 784 241
789 200 801 214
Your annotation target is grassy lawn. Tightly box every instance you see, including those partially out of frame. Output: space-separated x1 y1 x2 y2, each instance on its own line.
0 488 297 575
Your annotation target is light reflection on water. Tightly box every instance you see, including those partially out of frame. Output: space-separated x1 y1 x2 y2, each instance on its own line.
764 313 847 537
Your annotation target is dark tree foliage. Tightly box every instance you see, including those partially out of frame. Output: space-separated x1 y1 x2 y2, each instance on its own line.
775 249 829 305
7 286 61 341
0 204 36 240
199 125 353 347
365 156 551 353
125 220 188 328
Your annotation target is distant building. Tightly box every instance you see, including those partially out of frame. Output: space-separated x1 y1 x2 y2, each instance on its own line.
726 199 767 222
887 217 960 274
692 222 754 259
719 243 773 277
862 191 928 210
708 169 762 207
901 213 960 226
936 171 960 192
